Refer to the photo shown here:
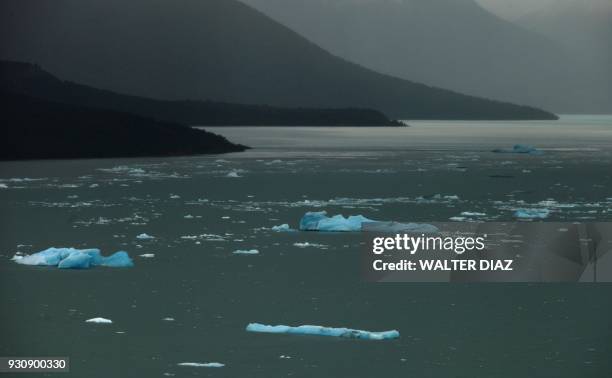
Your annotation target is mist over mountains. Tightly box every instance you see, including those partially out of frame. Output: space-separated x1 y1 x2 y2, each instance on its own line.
0 0 555 120
241 0 611 114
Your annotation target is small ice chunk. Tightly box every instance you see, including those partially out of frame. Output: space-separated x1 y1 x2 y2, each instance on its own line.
86 317 113 324
449 217 467 222
177 362 224 368
163 317 175 321
226 171 241 178
271 224 293 232
139 253 155 258
0 184 8 189
136 233 155 240
514 208 550 219
460 212 486 216
170 194 181 199
183 214 194 219
233 249 259 255
246 323 399 340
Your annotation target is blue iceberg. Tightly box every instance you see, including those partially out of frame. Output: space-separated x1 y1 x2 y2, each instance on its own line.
299 211 375 232
514 208 550 219
299 211 438 233
13 247 133 269
246 323 399 340
492 144 543 155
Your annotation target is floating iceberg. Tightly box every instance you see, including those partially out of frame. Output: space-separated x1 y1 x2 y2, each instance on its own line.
233 249 259 255
86 317 113 324
177 362 224 368
271 224 294 232
299 211 374 232
514 208 550 219
300 211 438 233
136 233 155 240
13 247 133 269
246 323 399 340
492 144 543 155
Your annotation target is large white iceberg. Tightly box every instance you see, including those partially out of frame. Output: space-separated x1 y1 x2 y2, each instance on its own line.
12 247 133 269
246 323 399 340
299 211 438 233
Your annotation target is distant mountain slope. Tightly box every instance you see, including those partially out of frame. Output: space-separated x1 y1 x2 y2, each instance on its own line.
240 0 607 113
0 61 402 126
0 91 248 160
517 0 611 111
0 0 555 120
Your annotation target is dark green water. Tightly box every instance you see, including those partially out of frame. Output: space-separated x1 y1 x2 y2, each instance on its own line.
1 121 612 377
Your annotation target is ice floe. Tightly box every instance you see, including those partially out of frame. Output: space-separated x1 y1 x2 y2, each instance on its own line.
136 233 155 240
514 208 550 219
86 317 113 324
177 362 224 368
139 254 155 258
226 171 241 178
246 323 399 340
300 211 438 233
12 248 133 269
271 224 293 232
233 249 259 255
299 212 374 232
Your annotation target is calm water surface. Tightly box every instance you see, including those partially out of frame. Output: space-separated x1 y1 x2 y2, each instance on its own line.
1 117 611 377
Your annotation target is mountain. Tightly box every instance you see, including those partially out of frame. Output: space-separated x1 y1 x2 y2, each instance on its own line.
0 91 248 160
239 0 607 114
516 0 611 112
0 61 402 127
0 0 555 120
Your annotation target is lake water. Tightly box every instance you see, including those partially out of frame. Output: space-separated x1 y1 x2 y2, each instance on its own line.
1 116 611 377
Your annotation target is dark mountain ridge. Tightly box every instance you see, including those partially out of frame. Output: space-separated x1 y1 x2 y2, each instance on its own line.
0 91 248 160
1 61 402 126
0 0 557 120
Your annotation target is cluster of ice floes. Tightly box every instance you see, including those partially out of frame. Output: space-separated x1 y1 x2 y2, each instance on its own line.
98 165 188 180
299 211 438 233
293 242 328 249
74 213 152 227
492 144 543 155
450 211 487 221
29 200 117 208
180 233 227 242
246 323 399 340
12 248 133 269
